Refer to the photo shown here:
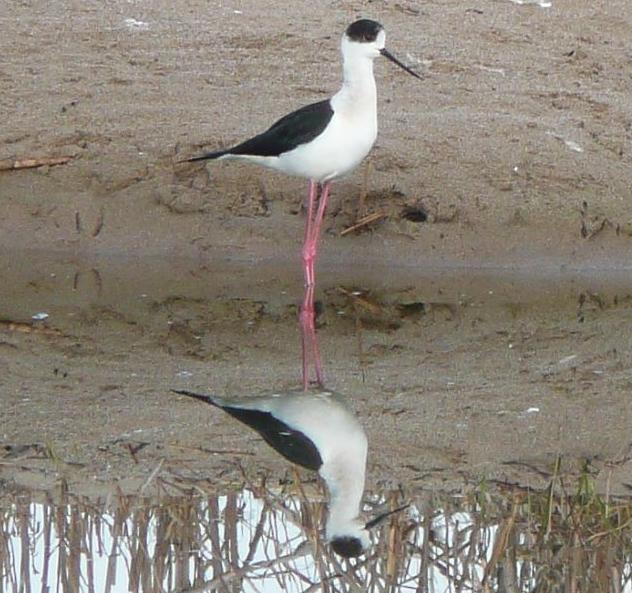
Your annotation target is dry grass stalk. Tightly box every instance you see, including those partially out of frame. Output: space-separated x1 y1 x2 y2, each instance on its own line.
482 495 521 589
1 477 632 593
0 155 73 171
0 320 62 336
340 211 387 236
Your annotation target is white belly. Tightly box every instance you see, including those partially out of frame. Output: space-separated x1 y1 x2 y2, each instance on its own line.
277 109 377 182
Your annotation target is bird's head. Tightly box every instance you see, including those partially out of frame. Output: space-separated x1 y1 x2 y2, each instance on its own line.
341 19 423 80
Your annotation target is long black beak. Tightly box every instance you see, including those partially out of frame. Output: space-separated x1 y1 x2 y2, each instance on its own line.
364 503 410 530
380 48 423 80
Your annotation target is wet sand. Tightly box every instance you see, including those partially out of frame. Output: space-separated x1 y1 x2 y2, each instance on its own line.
2 0 632 498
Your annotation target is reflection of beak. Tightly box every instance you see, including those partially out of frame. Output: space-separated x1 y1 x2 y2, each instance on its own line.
380 48 423 80
364 503 411 530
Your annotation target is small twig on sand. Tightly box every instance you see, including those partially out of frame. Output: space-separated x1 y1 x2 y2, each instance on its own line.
340 210 387 236
0 320 62 336
337 287 382 315
139 459 164 494
167 443 255 456
0 155 73 172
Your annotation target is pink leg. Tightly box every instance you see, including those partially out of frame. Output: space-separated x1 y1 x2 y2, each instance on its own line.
308 182 331 258
299 283 319 389
300 181 331 389
302 181 331 289
302 181 318 288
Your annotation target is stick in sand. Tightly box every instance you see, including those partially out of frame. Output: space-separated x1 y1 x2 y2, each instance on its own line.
0 156 73 171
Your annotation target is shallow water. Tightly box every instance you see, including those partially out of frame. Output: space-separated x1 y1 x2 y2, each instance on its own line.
4 248 632 345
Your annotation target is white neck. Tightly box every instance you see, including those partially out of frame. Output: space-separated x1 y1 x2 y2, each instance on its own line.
342 53 376 91
331 44 377 114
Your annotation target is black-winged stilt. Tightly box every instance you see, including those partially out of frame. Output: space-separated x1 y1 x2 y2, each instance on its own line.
173 387 408 557
185 20 422 389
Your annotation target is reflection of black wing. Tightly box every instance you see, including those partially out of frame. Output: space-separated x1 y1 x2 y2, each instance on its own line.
222 406 323 471
172 389 323 470
227 99 334 158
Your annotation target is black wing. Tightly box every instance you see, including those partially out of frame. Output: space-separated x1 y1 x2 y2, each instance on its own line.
187 100 333 162
227 99 333 158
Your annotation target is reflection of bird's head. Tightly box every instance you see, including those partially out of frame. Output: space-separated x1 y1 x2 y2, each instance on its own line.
328 519 371 558
330 535 368 558
328 504 411 558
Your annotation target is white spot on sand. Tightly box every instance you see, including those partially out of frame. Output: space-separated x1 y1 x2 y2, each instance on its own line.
124 18 149 31
558 354 578 365
546 131 584 153
508 0 551 7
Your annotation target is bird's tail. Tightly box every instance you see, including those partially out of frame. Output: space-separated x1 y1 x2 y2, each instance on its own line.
184 149 230 163
172 389 223 408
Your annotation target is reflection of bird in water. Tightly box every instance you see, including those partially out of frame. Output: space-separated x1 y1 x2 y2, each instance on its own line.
183 19 422 390
174 388 404 557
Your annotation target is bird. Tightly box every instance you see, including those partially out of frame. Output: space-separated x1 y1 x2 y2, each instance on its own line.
173 387 408 558
185 19 422 390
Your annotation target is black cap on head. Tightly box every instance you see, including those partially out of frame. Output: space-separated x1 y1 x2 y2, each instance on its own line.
330 535 365 558
345 19 383 43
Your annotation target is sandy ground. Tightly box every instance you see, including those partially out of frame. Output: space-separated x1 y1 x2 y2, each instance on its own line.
2 0 632 498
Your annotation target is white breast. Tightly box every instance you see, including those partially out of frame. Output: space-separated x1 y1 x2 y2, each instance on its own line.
277 106 378 182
